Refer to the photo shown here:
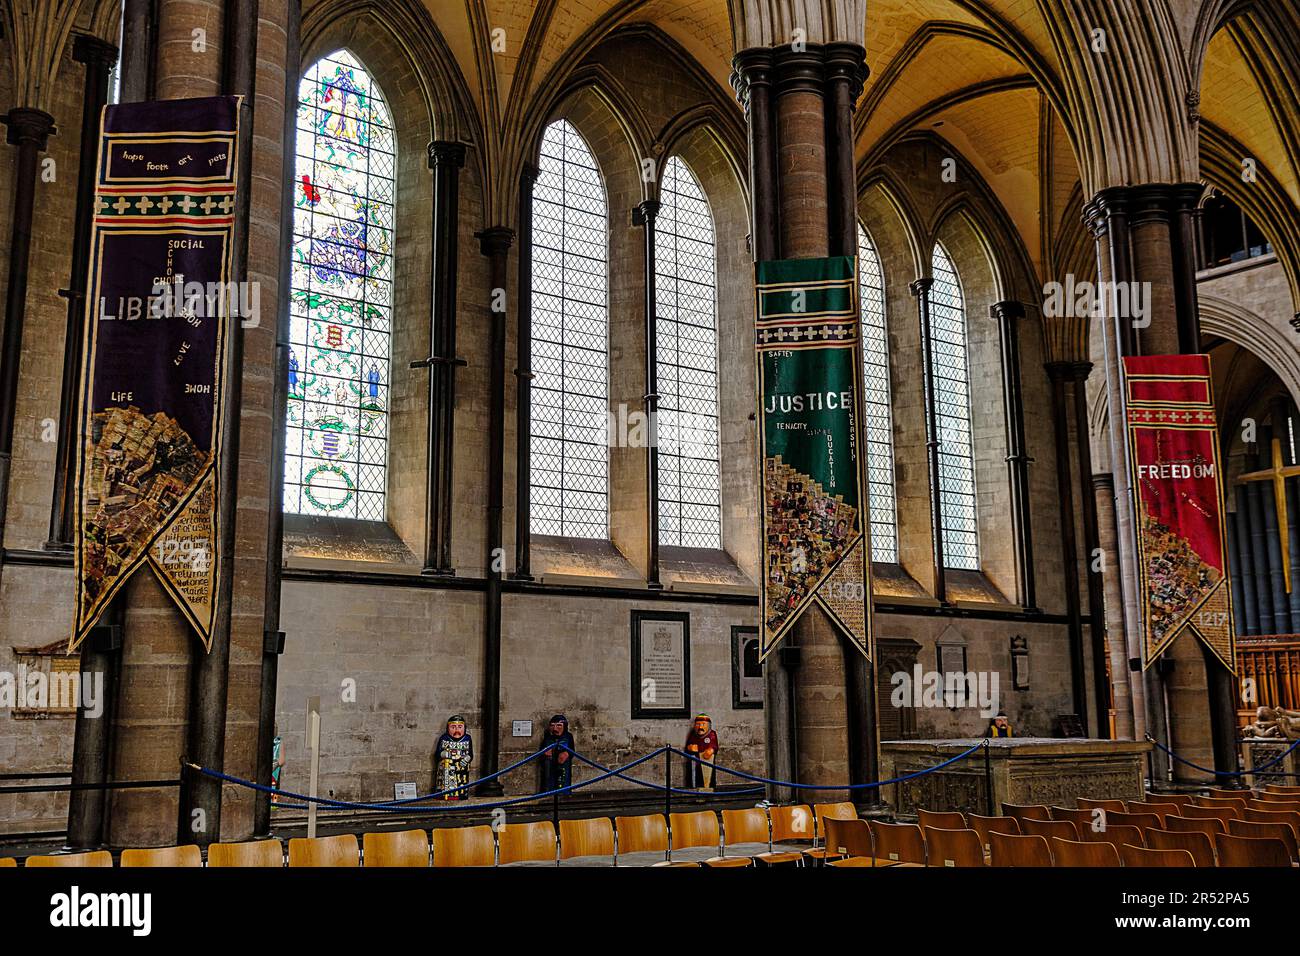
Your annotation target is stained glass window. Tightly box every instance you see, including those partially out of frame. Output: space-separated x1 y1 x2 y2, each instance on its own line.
285 50 395 521
928 243 979 569
656 156 720 550
530 119 609 538
858 224 897 563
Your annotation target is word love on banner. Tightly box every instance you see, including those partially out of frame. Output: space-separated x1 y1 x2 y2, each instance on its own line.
1123 354 1235 672
71 96 243 652
755 255 873 662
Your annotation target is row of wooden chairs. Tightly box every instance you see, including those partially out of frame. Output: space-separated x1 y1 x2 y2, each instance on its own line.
1 802 859 868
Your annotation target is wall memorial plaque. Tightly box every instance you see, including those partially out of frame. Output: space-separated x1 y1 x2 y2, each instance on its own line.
631 611 690 719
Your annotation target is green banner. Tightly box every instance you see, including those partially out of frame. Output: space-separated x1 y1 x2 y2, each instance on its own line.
756 256 872 660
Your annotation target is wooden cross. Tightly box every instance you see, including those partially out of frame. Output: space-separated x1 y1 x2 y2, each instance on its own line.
1237 437 1300 592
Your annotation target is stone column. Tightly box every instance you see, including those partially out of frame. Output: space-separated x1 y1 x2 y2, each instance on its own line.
1046 362 1088 725
991 301 1037 611
422 141 466 576
1093 474 1136 739
911 276 946 604
512 162 538 580
634 198 663 588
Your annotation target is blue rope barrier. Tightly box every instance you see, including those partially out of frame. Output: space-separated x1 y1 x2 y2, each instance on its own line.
1148 734 1300 778
668 740 986 790
557 744 765 796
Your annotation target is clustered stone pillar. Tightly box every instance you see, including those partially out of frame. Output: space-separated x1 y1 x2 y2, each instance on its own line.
422 141 467 576
1085 183 1235 780
733 40 877 794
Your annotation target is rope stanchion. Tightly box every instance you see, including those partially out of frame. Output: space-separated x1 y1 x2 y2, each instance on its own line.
668 740 987 790
558 744 764 796
1147 734 1300 778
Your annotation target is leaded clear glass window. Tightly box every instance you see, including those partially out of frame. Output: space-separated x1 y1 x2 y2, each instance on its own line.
656 156 720 549
285 50 395 520
530 119 609 538
858 223 896 563
928 243 979 569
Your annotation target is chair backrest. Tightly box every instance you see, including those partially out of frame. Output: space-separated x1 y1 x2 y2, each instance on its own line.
1148 791 1193 806
1241 807 1300 835
613 814 664 855
924 827 985 867
1049 806 1094 826
561 817 615 860
1001 802 1051 822
869 821 926 864
1179 804 1239 822
1265 784 1300 795
24 850 113 868
669 811 720 851
120 845 202 868
823 817 874 859
966 813 1020 852
1227 819 1299 861
1207 787 1247 799
1193 794 1247 810
1250 796 1300 811
1120 843 1194 867
768 804 815 843
1022 818 1079 841
287 834 359 867
1075 797 1125 812
0 858 15 867
207 839 284 867
1214 832 1291 867
497 821 557 865
1080 824 1144 851
813 802 857 844
1164 814 1226 836
1146 828 1214 866
988 831 1052 867
432 826 495 867
362 829 430 867
721 808 769 848
1050 837 1119 867
1106 811 1161 831
1126 801 1178 823
917 809 965 831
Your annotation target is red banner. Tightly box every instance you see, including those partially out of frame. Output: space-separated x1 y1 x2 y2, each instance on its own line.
1123 354 1235 671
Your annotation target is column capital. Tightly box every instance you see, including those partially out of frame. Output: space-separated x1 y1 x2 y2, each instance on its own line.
1082 186 1130 239
520 160 540 188
428 140 467 170
475 226 514 258
730 47 774 110
72 33 120 71
909 276 933 297
990 300 1026 324
632 198 660 226
771 45 826 97
823 41 868 100
2 107 56 149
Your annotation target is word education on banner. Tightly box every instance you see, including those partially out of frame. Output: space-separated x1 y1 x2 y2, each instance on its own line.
1123 353 1235 672
72 96 243 652
755 255 873 662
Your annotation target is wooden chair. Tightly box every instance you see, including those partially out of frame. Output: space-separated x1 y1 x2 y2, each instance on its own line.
924 827 985 867
966 813 1020 857
1251 796 1300 810
823 817 887 866
1050 837 1119 867
1227 819 1299 862
496 821 557 866
1022 818 1079 841
432 825 494 867
1193 794 1247 811
1207 786 1249 798
1146 829 1214 867
1241 807 1300 835
1001 802 1051 822
869 821 926 866
668 811 721 862
805 802 857 865
1076 797 1125 812
1164 815 1226 837
0 858 15 867
1105 810 1162 831
363 829 430 867
560 817 615 864
706 808 769 865
1125 801 1179 824
1120 844 1195 867
1147 791 1193 806
613 814 665 864
1049 806 1094 827
1080 824 1144 853
917 809 965 830
287 834 359 867
1214 832 1292 867
1265 784 1300 795
24 851 113 868
207 839 284 867
1179 804 1239 823
120 845 202 867
988 831 1052 867
757 805 812 866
